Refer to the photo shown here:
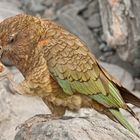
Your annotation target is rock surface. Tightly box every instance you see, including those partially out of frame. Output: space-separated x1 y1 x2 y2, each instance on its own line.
100 62 134 91
98 0 140 77
87 13 101 28
15 113 140 140
0 1 22 20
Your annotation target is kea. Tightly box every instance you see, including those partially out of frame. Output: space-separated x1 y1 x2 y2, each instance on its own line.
0 14 140 134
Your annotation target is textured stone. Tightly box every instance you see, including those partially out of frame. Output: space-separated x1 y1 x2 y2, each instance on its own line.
20 0 45 14
100 62 134 90
98 0 140 77
15 111 140 140
42 0 53 7
43 8 56 20
134 79 140 91
87 13 101 28
0 1 22 20
83 0 99 19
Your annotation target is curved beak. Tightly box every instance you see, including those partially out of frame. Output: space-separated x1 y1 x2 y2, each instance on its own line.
0 45 3 59
0 45 13 66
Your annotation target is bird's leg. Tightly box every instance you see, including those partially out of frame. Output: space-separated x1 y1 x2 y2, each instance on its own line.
45 99 76 120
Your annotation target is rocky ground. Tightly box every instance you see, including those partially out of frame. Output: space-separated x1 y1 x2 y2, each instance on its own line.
0 0 140 140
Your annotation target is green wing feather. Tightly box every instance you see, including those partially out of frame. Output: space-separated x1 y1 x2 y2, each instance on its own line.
47 40 107 96
47 37 125 108
91 82 125 108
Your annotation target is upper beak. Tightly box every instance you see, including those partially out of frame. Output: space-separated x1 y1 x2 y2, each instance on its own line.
0 45 13 66
0 45 3 59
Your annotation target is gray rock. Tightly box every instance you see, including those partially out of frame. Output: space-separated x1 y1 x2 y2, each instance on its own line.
15 112 140 140
100 62 134 90
43 8 56 20
0 0 21 7
20 0 46 14
99 43 113 52
134 59 140 68
129 47 140 71
98 0 140 77
0 1 22 20
134 79 140 91
128 26 140 76
42 0 53 7
87 13 101 28
83 0 99 19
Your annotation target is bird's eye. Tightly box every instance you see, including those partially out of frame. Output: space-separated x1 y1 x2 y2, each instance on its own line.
8 33 18 44
0 46 2 50
9 37 14 43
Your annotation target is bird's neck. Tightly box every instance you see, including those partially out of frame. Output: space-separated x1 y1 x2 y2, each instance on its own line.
10 48 47 80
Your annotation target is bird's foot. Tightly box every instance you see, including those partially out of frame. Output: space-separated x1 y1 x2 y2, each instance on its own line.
16 114 61 130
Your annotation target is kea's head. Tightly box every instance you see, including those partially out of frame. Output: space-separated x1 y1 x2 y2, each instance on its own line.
0 14 44 67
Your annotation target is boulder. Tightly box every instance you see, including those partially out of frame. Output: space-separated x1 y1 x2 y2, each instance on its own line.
15 110 140 140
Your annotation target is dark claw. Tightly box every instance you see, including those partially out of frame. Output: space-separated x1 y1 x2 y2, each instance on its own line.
61 116 88 120
15 122 31 130
15 114 53 131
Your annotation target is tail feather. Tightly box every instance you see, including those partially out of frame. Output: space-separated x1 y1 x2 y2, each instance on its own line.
94 64 140 134
99 63 140 107
126 105 140 123
109 108 135 134
90 98 135 133
116 85 140 108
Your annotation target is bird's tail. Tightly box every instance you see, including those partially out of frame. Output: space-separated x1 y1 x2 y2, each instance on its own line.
90 64 140 134
90 96 136 134
90 82 139 134
109 108 135 133
116 85 140 108
91 98 136 134
99 64 140 108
